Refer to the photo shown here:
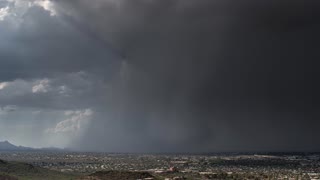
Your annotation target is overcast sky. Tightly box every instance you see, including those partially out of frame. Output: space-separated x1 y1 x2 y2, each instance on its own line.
0 0 319 152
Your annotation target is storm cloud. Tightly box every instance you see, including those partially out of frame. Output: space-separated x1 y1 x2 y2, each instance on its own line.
0 0 320 152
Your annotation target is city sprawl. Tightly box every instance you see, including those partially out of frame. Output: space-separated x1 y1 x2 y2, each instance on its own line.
0 151 320 179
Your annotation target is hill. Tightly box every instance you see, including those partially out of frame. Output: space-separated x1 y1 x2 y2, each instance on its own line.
0 173 18 180
0 141 20 151
0 160 158 180
79 170 156 180
0 141 62 152
0 159 78 180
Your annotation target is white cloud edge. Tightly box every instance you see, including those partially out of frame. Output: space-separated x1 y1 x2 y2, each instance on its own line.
0 82 8 90
46 109 93 134
0 0 57 22
32 78 50 93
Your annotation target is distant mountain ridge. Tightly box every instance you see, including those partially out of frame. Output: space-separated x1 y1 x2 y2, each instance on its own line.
0 141 63 151
0 141 17 150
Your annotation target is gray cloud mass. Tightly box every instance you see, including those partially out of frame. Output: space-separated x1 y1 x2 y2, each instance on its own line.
0 0 319 152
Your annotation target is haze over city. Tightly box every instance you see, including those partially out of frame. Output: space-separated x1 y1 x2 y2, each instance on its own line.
0 0 319 153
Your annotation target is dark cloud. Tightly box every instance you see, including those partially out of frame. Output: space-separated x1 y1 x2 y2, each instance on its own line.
0 3 120 81
0 0 320 152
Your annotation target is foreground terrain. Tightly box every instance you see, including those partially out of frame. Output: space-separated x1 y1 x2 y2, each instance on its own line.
0 159 77 180
0 152 320 179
